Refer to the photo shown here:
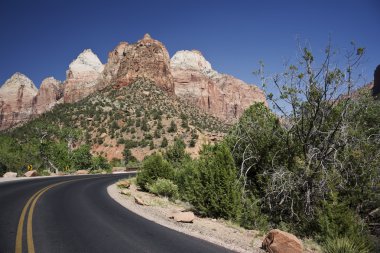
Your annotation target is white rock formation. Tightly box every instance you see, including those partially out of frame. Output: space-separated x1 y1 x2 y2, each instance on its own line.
63 49 104 103
170 50 218 78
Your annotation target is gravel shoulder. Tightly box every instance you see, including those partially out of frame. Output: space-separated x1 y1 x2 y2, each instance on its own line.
107 181 265 253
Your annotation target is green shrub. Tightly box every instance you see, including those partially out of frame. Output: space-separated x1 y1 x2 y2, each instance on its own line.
160 137 168 148
91 156 111 171
72 145 92 170
177 143 242 220
137 153 174 191
165 138 189 166
239 193 269 230
316 199 370 243
147 178 179 200
168 120 177 133
323 237 370 253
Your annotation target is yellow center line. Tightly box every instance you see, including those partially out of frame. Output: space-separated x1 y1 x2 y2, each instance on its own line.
15 187 46 253
27 182 66 253
15 178 89 253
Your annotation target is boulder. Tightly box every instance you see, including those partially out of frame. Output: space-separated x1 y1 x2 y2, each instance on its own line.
120 189 130 196
116 179 131 189
262 229 303 253
134 196 146 206
24 170 38 177
76 170 89 175
172 211 195 223
3 172 17 178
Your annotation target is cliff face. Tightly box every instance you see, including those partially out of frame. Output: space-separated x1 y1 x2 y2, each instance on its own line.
63 49 104 103
32 77 63 115
171 50 266 122
111 34 174 94
0 73 38 130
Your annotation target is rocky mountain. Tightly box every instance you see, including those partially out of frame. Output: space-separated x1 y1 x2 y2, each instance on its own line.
171 50 266 122
110 34 175 94
0 73 38 130
0 34 266 131
64 49 104 103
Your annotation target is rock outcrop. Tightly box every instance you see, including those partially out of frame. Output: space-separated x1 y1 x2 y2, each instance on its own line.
32 77 63 114
171 50 266 122
110 34 174 94
99 42 128 90
64 49 104 103
0 73 38 130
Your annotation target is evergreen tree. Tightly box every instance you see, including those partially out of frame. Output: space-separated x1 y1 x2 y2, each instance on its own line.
137 153 174 191
160 137 168 148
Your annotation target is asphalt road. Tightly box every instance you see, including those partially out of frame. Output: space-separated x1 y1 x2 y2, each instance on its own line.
0 174 233 253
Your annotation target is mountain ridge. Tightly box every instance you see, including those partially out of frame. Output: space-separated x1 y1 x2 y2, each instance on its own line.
0 34 266 131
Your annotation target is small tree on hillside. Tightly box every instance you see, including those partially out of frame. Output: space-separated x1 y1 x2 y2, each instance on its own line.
72 145 92 170
254 41 367 226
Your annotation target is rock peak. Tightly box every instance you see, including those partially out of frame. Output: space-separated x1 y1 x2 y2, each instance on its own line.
68 49 104 78
1 72 37 91
171 50 216 77
143 33 152 40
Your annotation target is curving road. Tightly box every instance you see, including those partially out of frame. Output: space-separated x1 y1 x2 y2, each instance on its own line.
0 174 233 253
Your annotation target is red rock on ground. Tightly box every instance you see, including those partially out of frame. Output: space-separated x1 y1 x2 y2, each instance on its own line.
262 229 303 253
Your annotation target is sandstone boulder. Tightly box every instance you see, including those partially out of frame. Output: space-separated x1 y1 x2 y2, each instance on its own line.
134 196 146 206
0 73 38 130
64 49 104 103
116 179 131 189
32 77 63 115
24 170 38 177
3 172 17 178
76 169 89 175
172 211 195 223
171 50 266 122
120 189 131 196
262 229 303 253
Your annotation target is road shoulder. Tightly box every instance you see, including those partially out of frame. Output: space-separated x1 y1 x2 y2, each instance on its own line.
107 182 265 253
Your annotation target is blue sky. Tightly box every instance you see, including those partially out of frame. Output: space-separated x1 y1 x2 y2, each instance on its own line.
0 0 379 90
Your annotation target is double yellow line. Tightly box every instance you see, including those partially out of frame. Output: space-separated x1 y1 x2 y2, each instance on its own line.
14 181 68 253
